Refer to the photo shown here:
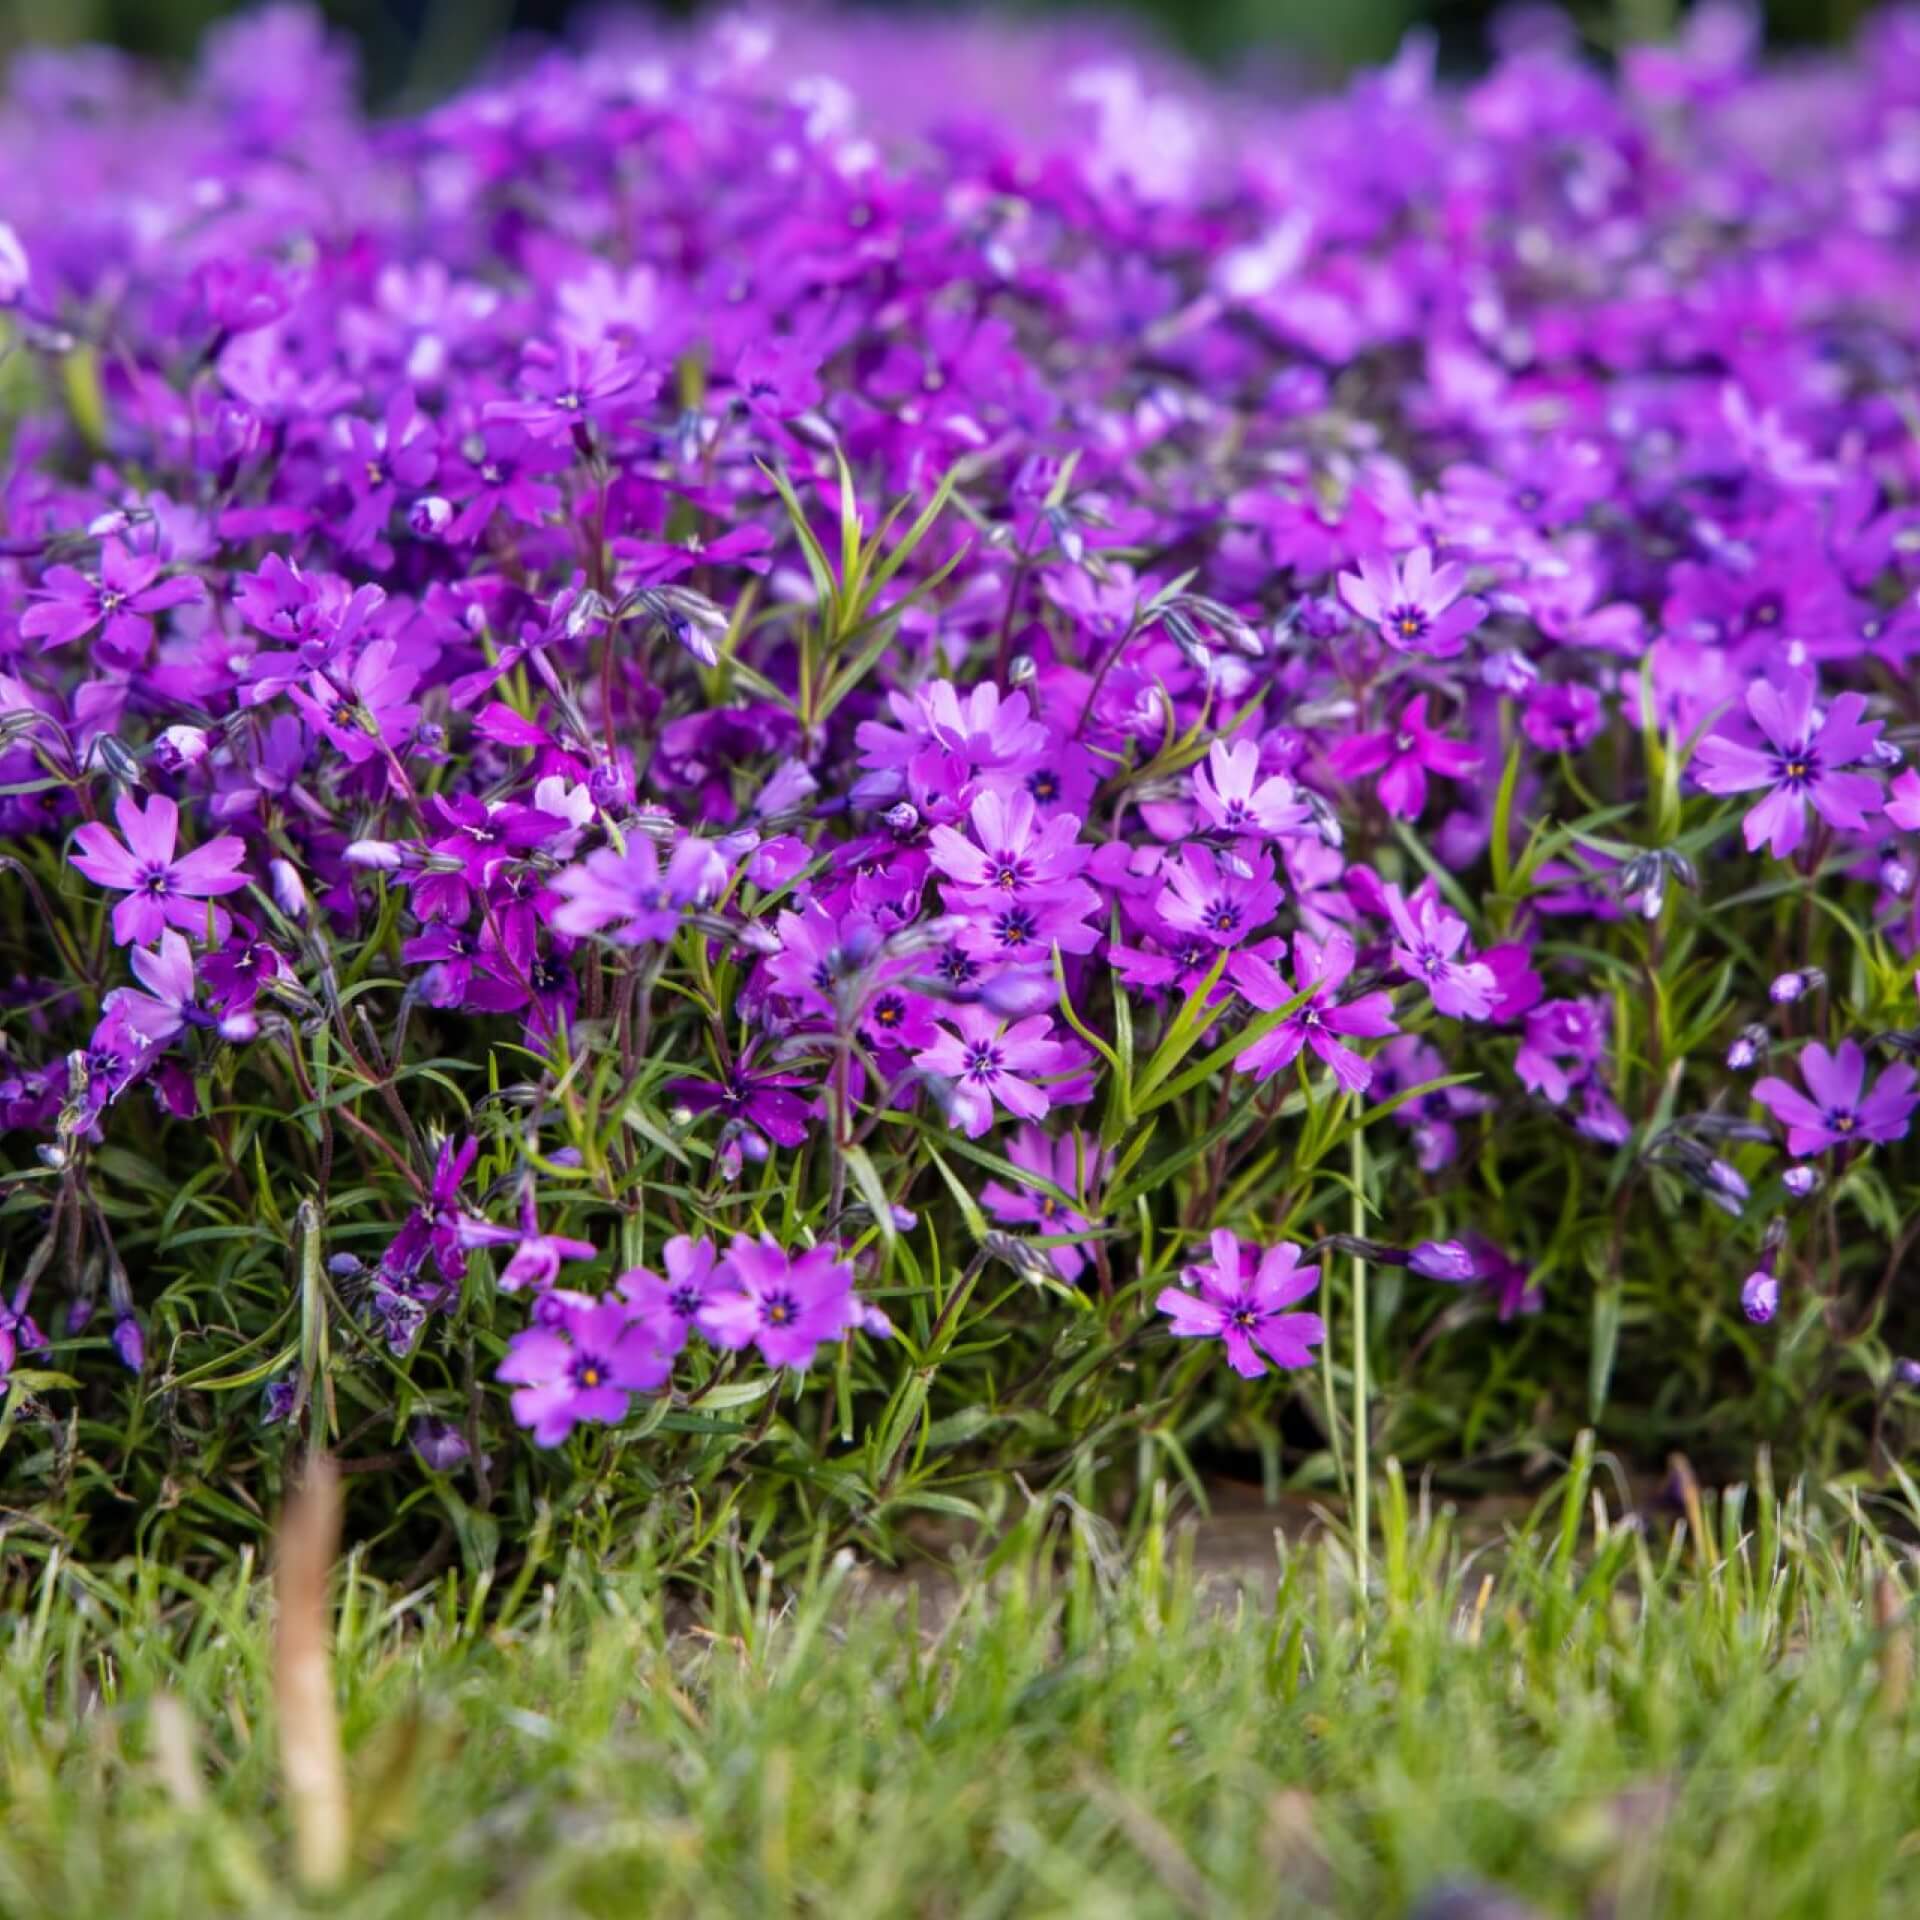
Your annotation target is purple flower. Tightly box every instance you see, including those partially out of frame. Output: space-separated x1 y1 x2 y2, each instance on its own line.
615 1234 718 1349
1154 844 1282 950
696 1236 858 1370
1155 1230 1324 1379
1326 696 1479 820
928 790 1093 898
487 338 658 444
104 930 200 1046
551 835 717 943
915 1006 1066 1138
980 1125 1108 1283
1191 738 1309 838
1514 999 1610 1105
21 539 205 659
668 1064 816 1150
1229 930 1398 1092
1768 969 1822 1005
1752 1040 1919 1157
1740 1271 1780 1324
0 221 26 305
1690 670 1882 858
70 792 250 947
111 1313 146 1374
1381 884 1496 1022
1337 548 1486 658
410 1418 472 1471
497 1293 677 1445
1409 1239 1478 1281
460 1189 598 1292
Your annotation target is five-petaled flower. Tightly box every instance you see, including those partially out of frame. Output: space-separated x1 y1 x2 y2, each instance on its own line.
1156 1230 1324 1378
497 1293 676 1445
1230 930 1399 1091
696 1235 859 1370
70 792 250 947
914 1005 1067 1137
22 539 206 660
1752 1039 1918 1157
1338 548 1486 658
1691 670 1882 858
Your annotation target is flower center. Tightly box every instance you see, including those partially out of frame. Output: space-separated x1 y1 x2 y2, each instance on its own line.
1388 606 1427 641
762 1291 796 1326
571 1353 607 1389
962 1041 1003 1082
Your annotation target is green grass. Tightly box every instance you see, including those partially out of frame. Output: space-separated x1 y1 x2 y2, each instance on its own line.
4 1454 1920 1918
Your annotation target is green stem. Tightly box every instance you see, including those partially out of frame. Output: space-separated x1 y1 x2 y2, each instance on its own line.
1351 1125 1369 1588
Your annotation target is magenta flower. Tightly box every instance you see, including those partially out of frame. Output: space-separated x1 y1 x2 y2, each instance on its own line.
1741 1271 1780 1324
1191 738 1309 838
71 792 250 947
460 1189 598 1292
21 539 205 659
980 1126 1108 1282
1381 884 1497 1022
914 1005 1066 1137
667 1064 816 1150
1887 767 1920 832
696 1235 857 1370
1690 671 1882 857
1752 1040 1919 1157
615 1235 719 1349
497 1294 676 1445
550 836 717 943
487 338 657 443
928 789 1093 898
102 929 200 1046
1337 548 1486 658
1230 930 1398 1092
1326 696 1479 821
1154 844 1283 950
1155 1230 1324 1379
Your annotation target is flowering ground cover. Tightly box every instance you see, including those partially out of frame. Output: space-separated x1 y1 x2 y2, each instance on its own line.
5 2 1920 1577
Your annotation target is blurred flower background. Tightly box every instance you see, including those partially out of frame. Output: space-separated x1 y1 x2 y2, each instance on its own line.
0 0 1882 97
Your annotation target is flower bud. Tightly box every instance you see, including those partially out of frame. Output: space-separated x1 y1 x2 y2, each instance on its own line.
408 494 453 538
1740 1272 1778 1324
152 724 211 774
1768 969 1823 1005
268 857 308 919
1409 1239 1478 1282
0 222 27 306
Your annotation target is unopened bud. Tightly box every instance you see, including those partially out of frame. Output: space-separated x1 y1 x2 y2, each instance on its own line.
409 494 453 538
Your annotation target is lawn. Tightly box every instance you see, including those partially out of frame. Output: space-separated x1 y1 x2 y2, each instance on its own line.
4 1447 1917 1918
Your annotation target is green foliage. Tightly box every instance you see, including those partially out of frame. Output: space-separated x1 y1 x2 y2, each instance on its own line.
3 1465 1920 1915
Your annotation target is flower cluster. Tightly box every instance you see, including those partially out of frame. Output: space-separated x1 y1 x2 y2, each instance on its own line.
2 4 1919 1487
